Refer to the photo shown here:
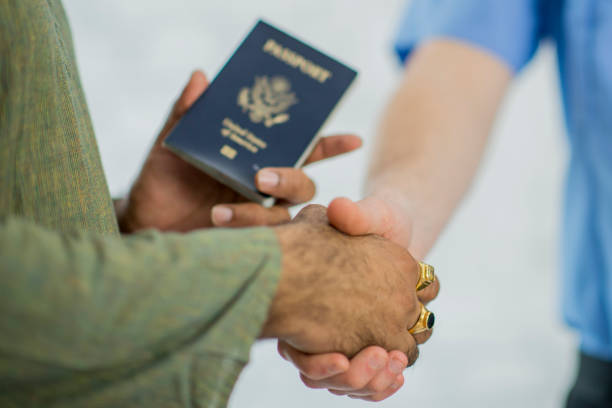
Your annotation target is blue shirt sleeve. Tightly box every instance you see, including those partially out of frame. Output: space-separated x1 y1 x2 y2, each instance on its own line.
394 0 545 73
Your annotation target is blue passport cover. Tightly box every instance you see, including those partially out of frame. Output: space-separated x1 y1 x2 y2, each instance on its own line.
163 20 357 205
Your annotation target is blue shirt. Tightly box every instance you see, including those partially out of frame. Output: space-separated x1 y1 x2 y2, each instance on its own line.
395 0 612 361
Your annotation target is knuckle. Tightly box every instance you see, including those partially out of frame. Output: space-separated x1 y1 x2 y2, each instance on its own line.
296 204 328 224
393 254 418 292
408 292 421 316
407 258 421 287
303 203 325 212
402 289 418 310
345 372 369 390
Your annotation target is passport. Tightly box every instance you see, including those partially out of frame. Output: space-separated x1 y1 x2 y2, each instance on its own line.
163 20 357 206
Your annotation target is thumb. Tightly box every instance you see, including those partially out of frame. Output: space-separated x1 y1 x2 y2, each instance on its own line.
327 196 412 248
327 196 393 236
157 70 209 143
173 70 209 118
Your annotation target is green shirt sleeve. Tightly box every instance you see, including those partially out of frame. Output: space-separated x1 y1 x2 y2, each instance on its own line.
1 3 284 406
0 216 281 407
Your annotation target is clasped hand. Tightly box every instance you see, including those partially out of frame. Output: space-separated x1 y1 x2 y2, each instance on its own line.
117 71 439 402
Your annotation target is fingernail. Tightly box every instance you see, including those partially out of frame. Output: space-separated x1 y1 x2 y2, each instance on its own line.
211 206 233 225
369 355 386 370
389 358 404 374
390 381 401 390
257 170 280 190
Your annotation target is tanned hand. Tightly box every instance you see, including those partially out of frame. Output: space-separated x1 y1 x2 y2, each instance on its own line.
264 205 423 362
116 71 361 233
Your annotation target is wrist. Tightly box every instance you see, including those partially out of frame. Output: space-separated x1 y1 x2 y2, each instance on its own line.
262 206 336 342
261 223 299 339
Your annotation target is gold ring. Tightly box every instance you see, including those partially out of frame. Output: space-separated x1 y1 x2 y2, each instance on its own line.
416 262 435 291
408 303 435 334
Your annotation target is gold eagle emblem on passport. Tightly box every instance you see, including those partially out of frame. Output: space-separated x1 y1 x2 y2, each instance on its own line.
237 76 298 127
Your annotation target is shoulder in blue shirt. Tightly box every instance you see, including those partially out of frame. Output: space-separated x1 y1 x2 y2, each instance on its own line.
394 0 552 72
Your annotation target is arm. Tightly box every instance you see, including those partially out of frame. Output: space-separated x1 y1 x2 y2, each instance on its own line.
285 39 512 401
363 39 512 258
0 207 434 405
0 216 280 370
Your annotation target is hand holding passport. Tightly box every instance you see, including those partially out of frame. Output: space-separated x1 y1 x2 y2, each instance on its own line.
120 20 360 232
164 20 357 206
118 70 360 232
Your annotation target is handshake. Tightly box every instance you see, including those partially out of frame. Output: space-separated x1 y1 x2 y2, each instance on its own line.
120 71 440 402
264 203 437 357
264 202 439 401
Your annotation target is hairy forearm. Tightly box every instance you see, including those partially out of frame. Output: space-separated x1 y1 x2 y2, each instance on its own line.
367 40 512 258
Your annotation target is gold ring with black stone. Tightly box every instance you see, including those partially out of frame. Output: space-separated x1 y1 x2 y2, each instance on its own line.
416 262 436 291
408 303 435 334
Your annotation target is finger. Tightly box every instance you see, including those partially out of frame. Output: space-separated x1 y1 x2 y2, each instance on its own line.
255 168 315 204
412 328 434 345
327 196 412 248
173 70 208 117
277 341 349 381
211 203 290 227
357 374 405 402
407 304 434 345
303 134 362 165
300 347 388 391
417 275 441 305
158 70 209 142
342 350 408 397
407 297 436 345
385 329 420 367
327 196 395 237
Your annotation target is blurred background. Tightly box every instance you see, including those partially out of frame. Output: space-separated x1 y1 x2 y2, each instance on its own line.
63 1 575 407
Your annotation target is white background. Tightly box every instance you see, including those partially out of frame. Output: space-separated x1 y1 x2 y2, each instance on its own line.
63 1 575 407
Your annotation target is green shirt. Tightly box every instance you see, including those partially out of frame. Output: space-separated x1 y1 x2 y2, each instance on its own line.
0 1 281 407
